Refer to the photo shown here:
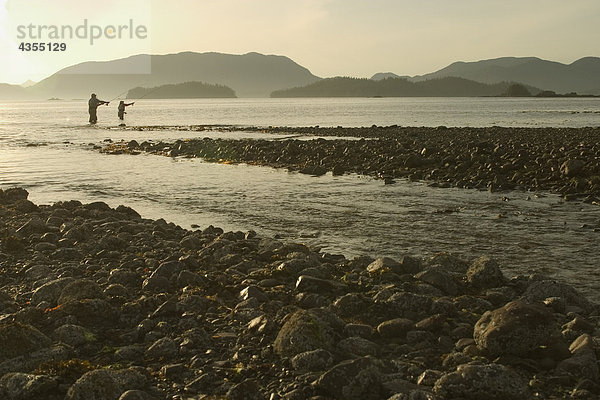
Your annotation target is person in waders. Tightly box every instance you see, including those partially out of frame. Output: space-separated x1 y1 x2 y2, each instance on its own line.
118 101 135 120
88 93 109 124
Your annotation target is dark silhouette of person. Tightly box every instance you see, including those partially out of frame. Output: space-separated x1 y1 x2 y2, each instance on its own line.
88 93 109 124
118 100 135 120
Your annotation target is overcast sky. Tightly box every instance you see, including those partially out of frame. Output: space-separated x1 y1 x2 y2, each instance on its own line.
1 0 599 84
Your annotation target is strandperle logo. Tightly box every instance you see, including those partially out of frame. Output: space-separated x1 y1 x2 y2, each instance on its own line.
16 19 148 45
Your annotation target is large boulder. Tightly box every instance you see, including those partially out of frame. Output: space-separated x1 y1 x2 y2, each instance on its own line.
557 334 599 381
0 323 52 362
66 370 122 400
465 256 505 290
313 357 384 400
0 373 59 399
367 256 421 276
58 279 106 304
274 309 343 357
433 363 529 400
560 159 585 177
473 300 559 358
31 278 74 306
524 279 592 313
380 291 433 320
66 368 147 400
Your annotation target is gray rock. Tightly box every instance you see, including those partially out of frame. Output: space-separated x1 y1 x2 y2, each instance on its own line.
387 390 439 400
65 371 119 400
291 349 333 372
104 284 129 297
382 292 433 320
59 299 118 328
184 373 216 393
177 270 204 288
313 357 383 400
53 324 94 346
142 276 170 293
0 323 52 362
108 269 142 288
145 337 177 359
557 334 599 381
274 309 342 357
453 295 494 314
0 344 72 376
151 300 179 318
414 269 458 296
473 300 559 358
34 242 57 252
417 369 443 387
31 277 73 306
560 159 585 177
150 261 183 280
0 372 59 400
160 363 186 380
377 318 414 338
337 336 379 357
119 390 154 400
58 279 106 303
115 345 145 363
295 275 346 294
240 286 268 302
344 323 373 339
226 379 264 400
428 253 469 274
22 265 53 280
367 256 421 276
465 256 505 289
332 293 369 317
180 235 202 250
433 363 529 400
525 279 592 313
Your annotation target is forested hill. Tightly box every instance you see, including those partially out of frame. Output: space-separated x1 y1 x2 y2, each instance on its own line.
126 81 236 99
271 77 541 97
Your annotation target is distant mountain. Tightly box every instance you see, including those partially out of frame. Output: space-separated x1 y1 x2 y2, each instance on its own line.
371 72 405 81
271 76 541 98
0 83 28 100
126 81 236 99
28 52 321 99
20 80 37 88
411 57 600 95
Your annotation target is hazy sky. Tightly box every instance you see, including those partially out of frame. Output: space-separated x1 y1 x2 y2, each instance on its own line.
1 0 599 84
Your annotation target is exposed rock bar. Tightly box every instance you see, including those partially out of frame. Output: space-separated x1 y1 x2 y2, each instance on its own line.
102 126 600 201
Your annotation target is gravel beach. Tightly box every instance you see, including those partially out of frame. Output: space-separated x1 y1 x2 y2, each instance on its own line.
0 187 598 399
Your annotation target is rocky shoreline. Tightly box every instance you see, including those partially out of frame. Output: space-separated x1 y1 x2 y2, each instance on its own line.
0 187 598 399
102 126 600 202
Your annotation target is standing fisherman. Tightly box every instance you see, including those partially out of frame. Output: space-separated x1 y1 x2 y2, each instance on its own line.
88 93 109 124
118 100 135 120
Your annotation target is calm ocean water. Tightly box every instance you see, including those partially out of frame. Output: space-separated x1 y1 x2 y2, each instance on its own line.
1 98 599 300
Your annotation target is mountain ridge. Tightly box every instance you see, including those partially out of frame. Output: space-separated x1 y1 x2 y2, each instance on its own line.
403 56 600 94
28 51 322 99
2 54 599 99
271 76 542 98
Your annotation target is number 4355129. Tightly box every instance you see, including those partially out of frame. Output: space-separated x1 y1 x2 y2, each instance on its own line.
19 43 67 51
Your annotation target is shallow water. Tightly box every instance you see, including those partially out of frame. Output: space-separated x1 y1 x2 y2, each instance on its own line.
1 98 599 301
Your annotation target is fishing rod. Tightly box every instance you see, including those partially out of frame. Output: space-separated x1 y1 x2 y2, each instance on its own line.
105 83 164 107
132 85 164 101
107 89 130 103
